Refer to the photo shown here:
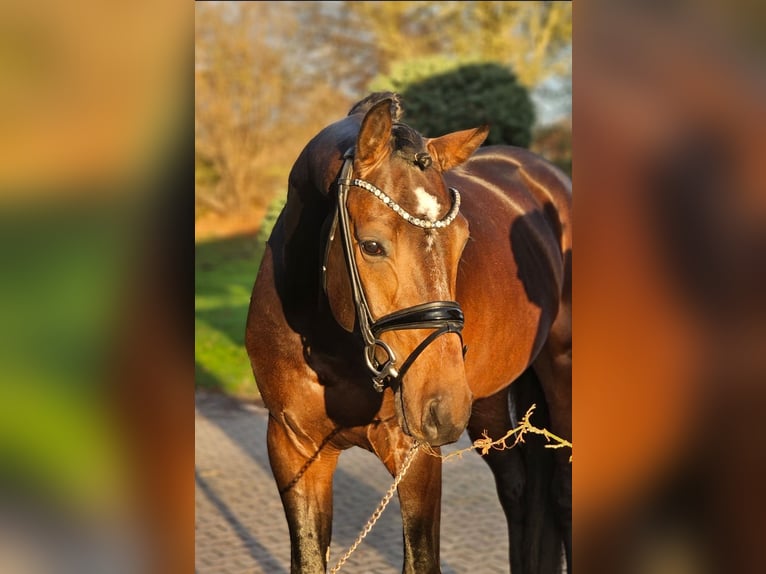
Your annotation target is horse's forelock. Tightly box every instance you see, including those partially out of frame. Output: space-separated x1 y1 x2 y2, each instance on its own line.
392 123 432 169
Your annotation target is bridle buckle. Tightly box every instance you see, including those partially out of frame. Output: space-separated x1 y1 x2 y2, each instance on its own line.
365 340 398 392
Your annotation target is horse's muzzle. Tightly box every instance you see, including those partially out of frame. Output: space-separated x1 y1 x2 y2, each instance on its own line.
396 387 472 447
421 397 466 446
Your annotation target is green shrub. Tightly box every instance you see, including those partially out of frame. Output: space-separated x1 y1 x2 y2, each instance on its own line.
371 58 535 147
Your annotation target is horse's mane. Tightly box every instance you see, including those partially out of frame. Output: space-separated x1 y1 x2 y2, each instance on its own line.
347 91 403 121
347 92 431 169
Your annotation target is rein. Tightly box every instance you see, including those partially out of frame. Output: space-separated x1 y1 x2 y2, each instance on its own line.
332 150 466 392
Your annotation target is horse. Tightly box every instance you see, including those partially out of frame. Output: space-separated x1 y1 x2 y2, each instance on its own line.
245 92 572 573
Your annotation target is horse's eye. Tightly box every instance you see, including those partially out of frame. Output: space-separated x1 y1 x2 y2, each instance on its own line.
360 240 385 256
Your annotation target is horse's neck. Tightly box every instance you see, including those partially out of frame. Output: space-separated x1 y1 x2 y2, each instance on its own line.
273 149 335 312
274 118 360 317
273 148 366 373
280 120 358 271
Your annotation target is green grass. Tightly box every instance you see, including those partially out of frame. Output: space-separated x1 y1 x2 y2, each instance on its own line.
195 195 285 399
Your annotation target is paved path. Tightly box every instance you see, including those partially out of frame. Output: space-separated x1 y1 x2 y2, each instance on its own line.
195 390 510 573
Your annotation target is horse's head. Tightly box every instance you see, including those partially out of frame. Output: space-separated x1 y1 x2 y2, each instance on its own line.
325 96 488 446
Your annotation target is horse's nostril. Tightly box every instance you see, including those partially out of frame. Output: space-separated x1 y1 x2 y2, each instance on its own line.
428 399 441 428
421 397 465 447
422 398 444 441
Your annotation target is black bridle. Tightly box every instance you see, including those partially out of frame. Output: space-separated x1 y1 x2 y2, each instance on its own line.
327 150 466 392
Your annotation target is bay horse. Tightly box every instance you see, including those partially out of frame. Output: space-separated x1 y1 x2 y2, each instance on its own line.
245 92 572 573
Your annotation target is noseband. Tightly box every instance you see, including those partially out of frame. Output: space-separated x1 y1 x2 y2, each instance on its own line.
329 150 466 392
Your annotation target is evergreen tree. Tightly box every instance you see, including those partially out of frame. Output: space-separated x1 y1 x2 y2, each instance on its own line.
372 58 535 148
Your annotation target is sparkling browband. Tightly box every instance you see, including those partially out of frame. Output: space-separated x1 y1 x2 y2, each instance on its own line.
350 178 461 229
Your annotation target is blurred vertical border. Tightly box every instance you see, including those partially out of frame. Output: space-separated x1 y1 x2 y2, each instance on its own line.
0 1 194 573
573 1 766 572
2 1 765 573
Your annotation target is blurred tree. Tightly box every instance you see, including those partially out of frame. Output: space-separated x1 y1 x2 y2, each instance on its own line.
349 1 571 136
196 2 283 215
344 1 571 88
531 119 572 176
194 1 571 219
372 59 535 147
195 2 352 216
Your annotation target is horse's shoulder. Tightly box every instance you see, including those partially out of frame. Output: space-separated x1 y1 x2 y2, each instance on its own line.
461 146 572 217
455 145 572 254
474 145 570 191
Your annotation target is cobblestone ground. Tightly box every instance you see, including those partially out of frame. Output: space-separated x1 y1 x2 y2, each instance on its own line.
195 390 512 573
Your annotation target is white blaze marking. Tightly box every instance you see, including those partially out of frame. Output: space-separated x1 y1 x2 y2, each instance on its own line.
413 186 441 221
413 186 441 251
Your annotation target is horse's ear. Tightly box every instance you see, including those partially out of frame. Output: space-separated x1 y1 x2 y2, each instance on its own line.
426 125 490 171
355 98 393 170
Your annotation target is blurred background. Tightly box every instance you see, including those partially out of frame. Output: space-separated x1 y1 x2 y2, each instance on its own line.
0 0 192 572
0 0 764 572
574 2 766 573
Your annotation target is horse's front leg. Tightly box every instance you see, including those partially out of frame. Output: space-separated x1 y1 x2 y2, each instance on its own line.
398 447 443 574
371 429 443 574
267 415 341 574
469 372 565 574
